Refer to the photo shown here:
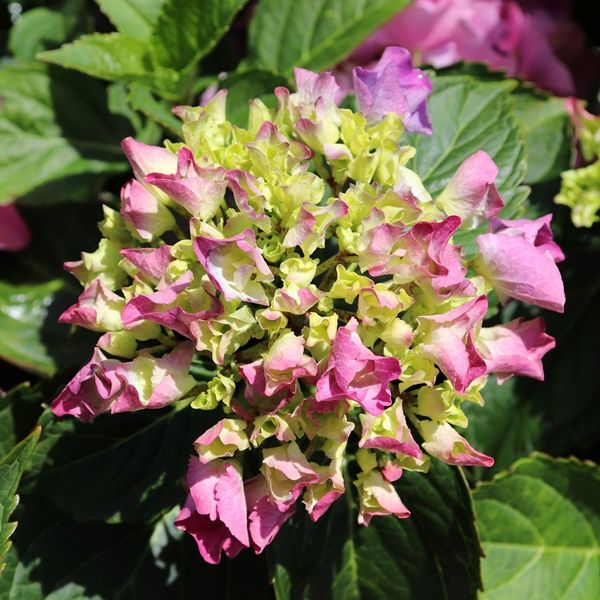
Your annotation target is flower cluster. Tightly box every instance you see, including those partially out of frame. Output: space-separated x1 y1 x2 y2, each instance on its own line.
51 47 564 564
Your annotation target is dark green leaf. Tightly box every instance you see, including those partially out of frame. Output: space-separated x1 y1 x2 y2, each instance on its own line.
149 0 247 71
355 461 482 600
248 0 411 75
270 460 482 599
474 454 600 599
0 427 40 574
0 502 176 599
428 62 572 185
0 62 129 202
37 33 153 82
463 377 543 480
530 276 600 455
107 82 162 142
269 490 359 600
95 0 166 39
0 501 274 600
32 402 207 523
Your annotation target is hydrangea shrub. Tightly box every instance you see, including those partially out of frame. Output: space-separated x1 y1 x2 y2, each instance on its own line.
51 48 565 565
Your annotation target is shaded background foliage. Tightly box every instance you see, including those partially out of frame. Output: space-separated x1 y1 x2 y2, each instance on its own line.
0 0 599 598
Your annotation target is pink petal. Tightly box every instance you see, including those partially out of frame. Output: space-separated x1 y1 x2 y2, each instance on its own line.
121 272 222 338
475 232 565 312
121 137 177 182
437 150 504 225
420 421 494 467
353 46 432 133
120 246 172 284
245 475 296 554
478 317 555 382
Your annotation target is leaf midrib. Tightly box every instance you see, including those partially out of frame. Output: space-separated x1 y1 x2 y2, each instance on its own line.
483 542 600 554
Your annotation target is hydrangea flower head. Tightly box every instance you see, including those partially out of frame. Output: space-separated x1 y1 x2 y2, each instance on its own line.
339 0 599 97
51 48 564 563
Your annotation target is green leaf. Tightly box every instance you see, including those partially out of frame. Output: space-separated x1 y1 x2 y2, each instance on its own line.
428 62 572 186
128 82 182 135
37 33 153 82
107 82 162 143
474 454 600 599
95 0 166 39
0 280 65 376
405 74 528 257
512 90 572 184
406 74 527 203
248 0 411 75
31 403 208 523
149 0 247 71
270 460 482 599
0 427 40 574
0 62 129 202
8 8 69 60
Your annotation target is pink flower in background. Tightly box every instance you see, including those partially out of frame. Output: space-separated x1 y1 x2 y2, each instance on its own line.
0 204 31 252
339 0 599 97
